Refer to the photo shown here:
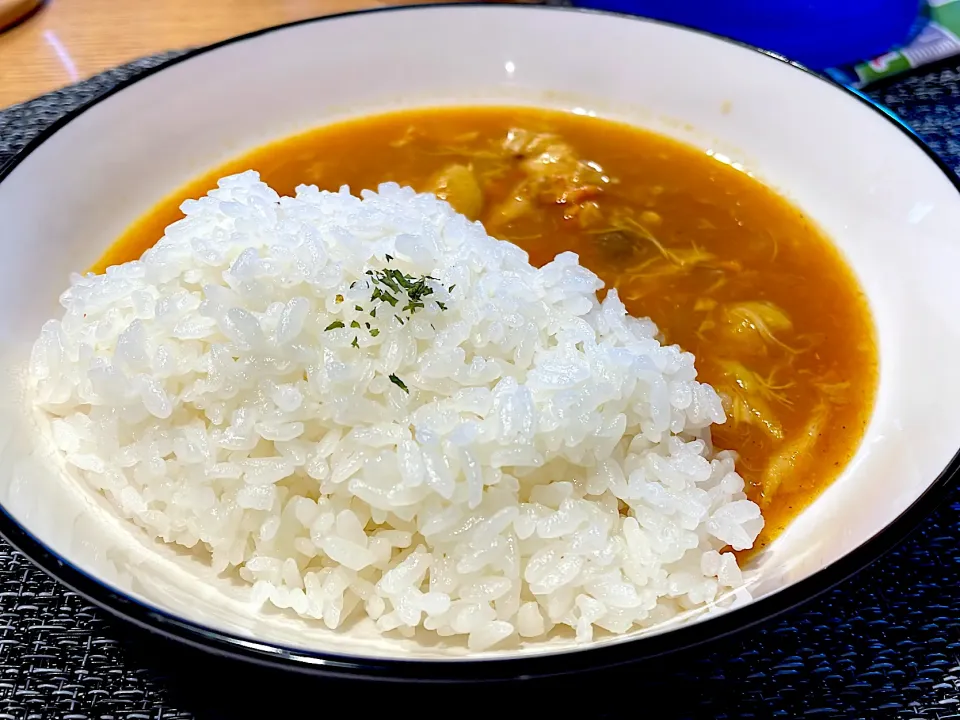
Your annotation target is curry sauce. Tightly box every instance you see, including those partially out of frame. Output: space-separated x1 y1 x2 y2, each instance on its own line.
98 107 877 556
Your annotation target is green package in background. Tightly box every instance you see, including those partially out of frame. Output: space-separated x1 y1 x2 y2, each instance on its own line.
827 0 960 87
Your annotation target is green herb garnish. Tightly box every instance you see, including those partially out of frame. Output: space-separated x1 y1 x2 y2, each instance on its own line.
339 265 451 347
377 273 402 295
325 320 345 331
367 267 436 310
388 374 409 393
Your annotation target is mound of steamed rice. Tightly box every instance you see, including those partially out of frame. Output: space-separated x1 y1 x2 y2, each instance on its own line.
29 171 763 651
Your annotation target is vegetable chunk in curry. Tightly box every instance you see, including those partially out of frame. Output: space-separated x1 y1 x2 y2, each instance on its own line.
98 106 878 557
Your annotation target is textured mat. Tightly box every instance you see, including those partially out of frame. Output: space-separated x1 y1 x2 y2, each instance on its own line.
0 49 959 720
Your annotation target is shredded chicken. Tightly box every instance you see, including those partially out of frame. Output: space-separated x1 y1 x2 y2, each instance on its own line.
760 404 828 505
717 359 794 441
720 301 796 354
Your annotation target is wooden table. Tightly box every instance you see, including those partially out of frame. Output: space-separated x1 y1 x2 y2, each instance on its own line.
0 0 468 109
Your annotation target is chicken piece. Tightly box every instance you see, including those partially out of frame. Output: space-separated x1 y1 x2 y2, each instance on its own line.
760 403 828 505
814 380 852 405
490 128 610 226
716 359 788 441
720 301 794 355
576 200 604 229
430 163 484 220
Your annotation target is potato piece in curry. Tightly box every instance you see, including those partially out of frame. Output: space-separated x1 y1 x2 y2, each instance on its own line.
99 106 878 558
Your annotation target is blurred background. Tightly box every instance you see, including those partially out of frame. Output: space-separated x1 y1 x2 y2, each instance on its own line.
0 0 464 108
2 0 957 109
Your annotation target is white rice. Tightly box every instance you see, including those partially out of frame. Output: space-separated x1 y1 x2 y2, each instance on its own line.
28 171 763 651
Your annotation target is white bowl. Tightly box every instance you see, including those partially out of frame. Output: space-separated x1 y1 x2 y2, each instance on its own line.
0 4 957 682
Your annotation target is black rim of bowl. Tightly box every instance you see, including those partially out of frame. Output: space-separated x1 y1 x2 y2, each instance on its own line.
0 2 958 684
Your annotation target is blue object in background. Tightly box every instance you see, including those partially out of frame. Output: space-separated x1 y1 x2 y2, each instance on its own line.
573 0 920 70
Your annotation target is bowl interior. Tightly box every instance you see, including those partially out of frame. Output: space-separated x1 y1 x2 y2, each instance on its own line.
0 5 958 663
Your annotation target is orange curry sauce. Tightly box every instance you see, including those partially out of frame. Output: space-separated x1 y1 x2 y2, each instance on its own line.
96 107 878 557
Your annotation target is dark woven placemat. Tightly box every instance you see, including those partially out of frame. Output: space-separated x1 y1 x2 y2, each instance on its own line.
0 50 959 720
